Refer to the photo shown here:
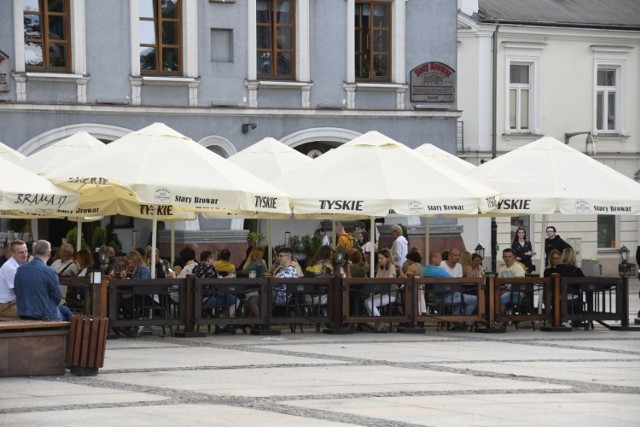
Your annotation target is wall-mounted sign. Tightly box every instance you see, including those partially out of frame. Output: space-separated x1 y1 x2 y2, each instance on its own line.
0 50 9 92
410 61 455 103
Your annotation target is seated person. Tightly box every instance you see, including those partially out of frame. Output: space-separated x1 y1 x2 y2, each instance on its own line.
543 249 562 277
50 242 79 277
241 246 267 278
15 240 72 321
498 248 526 313
193 251 238 320
213 249 236 277
364 249 399 332
423 250 477 326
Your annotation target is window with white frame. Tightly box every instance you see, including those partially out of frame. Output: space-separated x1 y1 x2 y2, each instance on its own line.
595 66 619 133
592 46 630 136
508 63 531 131
503 43 544 135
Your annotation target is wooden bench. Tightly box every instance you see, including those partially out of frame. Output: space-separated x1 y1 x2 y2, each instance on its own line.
0 317 69 377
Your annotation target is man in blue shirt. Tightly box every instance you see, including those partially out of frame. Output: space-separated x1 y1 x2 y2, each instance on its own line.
15 240 72 321
423 250 477 321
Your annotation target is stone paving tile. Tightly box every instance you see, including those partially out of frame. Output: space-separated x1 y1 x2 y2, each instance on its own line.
0 404 356 427
100 364 567 398
1 327 639 426
0 378 165 410
283 393 640 426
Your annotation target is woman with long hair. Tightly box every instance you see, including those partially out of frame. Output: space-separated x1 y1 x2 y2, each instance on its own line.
363 248 399 332
511 226 535 272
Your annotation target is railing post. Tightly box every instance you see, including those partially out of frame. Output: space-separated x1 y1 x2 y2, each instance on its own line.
397 275 424 334
541 274 571 332
324 275 353 334
174 276 206 338
475 276 505 333
251 276 280 335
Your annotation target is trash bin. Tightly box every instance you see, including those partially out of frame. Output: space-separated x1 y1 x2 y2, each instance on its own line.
66 316 109 376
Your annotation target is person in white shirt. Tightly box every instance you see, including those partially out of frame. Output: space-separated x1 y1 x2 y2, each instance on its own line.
440 248 463 278
50 243 79 277
389 224 408 267
0 240 29 317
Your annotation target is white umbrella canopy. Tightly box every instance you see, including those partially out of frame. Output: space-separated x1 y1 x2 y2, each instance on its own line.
414 143 475 173
19 131 106 172
0 156 79 215
44 123 291 218
0 141 26 163
467 136 640 215
229 136 312 181
20 131 194 221
229 137 312 264
270 130 499 218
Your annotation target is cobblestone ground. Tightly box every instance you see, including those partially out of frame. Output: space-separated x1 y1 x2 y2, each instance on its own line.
1 281 639 426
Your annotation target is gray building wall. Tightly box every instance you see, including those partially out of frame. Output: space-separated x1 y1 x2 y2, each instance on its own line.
0 0 459 152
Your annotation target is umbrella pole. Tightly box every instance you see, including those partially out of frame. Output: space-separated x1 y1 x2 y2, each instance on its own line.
170 221 175 266
424 217 430 264
370 218 375 277
76 218 82 251
268 219 273 267
151 206 158 279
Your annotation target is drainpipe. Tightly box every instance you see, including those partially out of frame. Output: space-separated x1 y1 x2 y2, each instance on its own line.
490 24 500 272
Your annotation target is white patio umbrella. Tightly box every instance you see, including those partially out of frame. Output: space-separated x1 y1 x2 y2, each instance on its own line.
414 143 475 173
270 131 500 274
229 136 312 265
467 135 640 273
467 136 640 215
0 141 26 163
45 123 291 276
270 131 498 218
0 156 79 216
414 143 476 260
20 131 195 250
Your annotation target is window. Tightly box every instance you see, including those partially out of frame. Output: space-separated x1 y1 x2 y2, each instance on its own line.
256 0 295 79
595 66 619 133
509 63 530 131
503 43 544 135
597 215 616 248
23 0 71 71
139 0 182 75
355 1 391 81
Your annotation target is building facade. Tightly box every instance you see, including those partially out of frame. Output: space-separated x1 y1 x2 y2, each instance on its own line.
457 0 640 274
0 0 460 250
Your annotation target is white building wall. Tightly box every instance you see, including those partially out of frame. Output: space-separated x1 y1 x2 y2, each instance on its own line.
458 13 640 274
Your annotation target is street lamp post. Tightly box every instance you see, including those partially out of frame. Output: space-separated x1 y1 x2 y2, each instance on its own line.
564 131 596 155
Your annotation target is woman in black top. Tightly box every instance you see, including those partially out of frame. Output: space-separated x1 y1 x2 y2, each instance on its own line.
512 227 535 272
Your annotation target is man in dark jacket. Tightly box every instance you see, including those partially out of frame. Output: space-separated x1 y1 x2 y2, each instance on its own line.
544 226 571 264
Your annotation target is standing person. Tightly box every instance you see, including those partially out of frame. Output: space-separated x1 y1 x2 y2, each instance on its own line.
512 227 536 272
335 223 354 250
0 240 29 317
14 240 72 321
50 242 79 277
389 224 408 267
544 226 571 264
314 228 330 246
440 248 463 278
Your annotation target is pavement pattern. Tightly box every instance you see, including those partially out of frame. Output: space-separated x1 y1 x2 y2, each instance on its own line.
2 287 640 426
